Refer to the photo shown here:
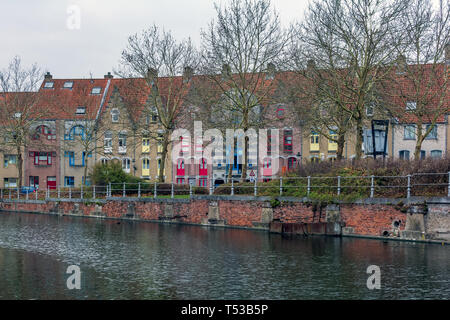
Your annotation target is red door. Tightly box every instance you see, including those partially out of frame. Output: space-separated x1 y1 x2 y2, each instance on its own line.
47 176 56 190
177 159 185 176
199 158 207 176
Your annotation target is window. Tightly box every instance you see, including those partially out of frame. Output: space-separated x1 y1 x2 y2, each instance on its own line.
82 151 92 166
276 107 285 118
177 178 185 184
142 138 150 153
4 178 17 188
430 150 442 159
425 124 437 140
198 178 207 187
82 177 91 186
111 109 119 122
65 151 75 166
32 151 53 165
267 131 272 154
283 129 293 153
63 81 73 89
310 131 320 151
66 125 85 140
404 125 416 140
366 104 374 116
151 107 158 122
4 155 17 168
33 125 54 140
142 158 150 176
122 158 131 172
64 176 75 187
406 101 417 111
44 82 54 89
399 150 410 160
75 106 86 115
104 131 112 150
101 159 109 165
199 158 207 176
328 130 338 151
420 150 426 160
29 176 39 188
118 133 127 147
91 87 102 95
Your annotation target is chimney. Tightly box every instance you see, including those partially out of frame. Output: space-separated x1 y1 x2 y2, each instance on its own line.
221 64 231 79
104 72 114 79
445 43 450 65
44 72 52 80
396 54 407 74
183 66 193 83
266 63 276 80
306 59 316 77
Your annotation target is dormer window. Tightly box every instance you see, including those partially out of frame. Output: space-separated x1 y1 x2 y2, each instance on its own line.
276 106 285 118
91 87 102 95
76 106 86 115
111 108 119 122
63 81 73 89
13 112 22 119
44 82 54 88
406 101 417 111
366 104 374 116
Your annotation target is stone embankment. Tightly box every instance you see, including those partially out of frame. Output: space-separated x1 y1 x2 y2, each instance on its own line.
1 196 449 243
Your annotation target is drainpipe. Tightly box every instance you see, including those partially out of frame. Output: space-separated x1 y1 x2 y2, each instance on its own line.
391 121 395 159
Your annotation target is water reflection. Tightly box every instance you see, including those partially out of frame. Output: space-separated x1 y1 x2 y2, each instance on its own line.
0 212 449 299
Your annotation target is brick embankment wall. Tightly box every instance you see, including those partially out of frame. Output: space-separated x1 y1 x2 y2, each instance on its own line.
0 196 448 240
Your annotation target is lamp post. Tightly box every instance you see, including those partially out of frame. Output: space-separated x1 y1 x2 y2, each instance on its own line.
371 120 389 160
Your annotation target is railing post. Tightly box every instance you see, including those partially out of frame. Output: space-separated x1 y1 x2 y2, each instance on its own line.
189 183 193 198
69 186 72 199
17 187 19 200
171 182 174 199
35 188 38 201
9 188 11 200
1 188 3 199
81 184 83 199
26 189 29 201
279 176 283 196
231 179 234 196
93 185 96 200
47 186 50 199
407 174 411 199
138 182 141 198
57 186 60 199
337 176 341 196
109 182 112 197
209 178 213 195
307 176 311 196
123 182 126 197
254 178 257 197
370 175 375 198
448 172 450 197
154 181 157 199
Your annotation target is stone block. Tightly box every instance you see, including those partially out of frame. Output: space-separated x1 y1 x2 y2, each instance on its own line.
261 208 273 223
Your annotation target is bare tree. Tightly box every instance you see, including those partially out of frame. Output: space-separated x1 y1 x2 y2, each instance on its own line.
0 56 44 188
382 0 450 160
118 25 199 182
292 0 410 160
200 0 291 181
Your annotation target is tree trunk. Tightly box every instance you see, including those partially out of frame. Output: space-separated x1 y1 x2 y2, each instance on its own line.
17 147 23 188
355 119 363 160
414 126 424 160
159 134 170 183
336 133 345 161
83 157 89 186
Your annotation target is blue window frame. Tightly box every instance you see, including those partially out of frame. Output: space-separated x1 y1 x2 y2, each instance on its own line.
64 176 75 187
65 125 85 140
82 151 92 166
65 151 75 166
404 125 416 140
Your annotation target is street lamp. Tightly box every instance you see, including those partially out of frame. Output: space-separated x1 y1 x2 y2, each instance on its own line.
371 120 389 160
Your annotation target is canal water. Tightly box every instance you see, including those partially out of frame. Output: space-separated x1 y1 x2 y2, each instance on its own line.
0 212 449 300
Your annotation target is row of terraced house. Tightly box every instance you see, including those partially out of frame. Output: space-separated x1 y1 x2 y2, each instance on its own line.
0 55 449 190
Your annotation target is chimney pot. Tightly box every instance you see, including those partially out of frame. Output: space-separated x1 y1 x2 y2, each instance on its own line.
44 72 52 80
104 72 114 79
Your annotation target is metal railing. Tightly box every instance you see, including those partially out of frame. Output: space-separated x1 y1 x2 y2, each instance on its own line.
0 172 448 201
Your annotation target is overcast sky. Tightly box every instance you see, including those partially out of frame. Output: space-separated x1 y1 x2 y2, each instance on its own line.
0 0 309 79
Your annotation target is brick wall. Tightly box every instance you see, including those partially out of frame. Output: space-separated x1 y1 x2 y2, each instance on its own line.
1 198 444 239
